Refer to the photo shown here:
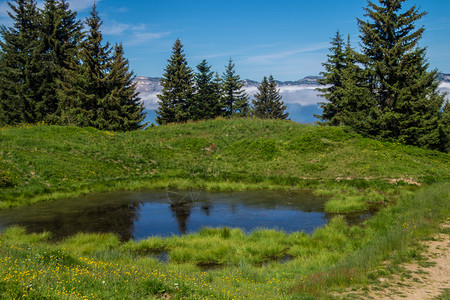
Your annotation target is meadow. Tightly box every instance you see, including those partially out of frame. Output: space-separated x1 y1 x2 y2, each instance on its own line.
1 118 448 210
0 118 449 299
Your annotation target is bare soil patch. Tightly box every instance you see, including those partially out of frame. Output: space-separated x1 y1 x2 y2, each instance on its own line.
339 223 450 299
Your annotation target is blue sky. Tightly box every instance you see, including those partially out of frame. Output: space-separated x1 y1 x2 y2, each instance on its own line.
1 0 449 81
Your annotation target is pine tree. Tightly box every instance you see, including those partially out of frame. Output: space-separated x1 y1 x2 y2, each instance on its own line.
253 76 270 118
189 59 222 121
316 30 346 125
105 43 147 131
0 0 42 125
358 0 445 149
221 58 249 117
253 75 288 119
39 0 82 123
58 4 111 127
156 39 194 125
339 36 379 135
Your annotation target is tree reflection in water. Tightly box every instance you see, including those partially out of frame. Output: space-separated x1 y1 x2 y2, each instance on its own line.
167 190 212 234
0 189 376 241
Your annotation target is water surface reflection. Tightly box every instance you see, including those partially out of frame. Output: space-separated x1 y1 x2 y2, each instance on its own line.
0 190 368 241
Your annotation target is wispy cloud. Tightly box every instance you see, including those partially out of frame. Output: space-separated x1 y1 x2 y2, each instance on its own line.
0 1 9 18
66 0 99 11
439 82 450 101
102 21 132 35
0 1 12 26
114 7 131 13
102 20 170 46
242 43 329 65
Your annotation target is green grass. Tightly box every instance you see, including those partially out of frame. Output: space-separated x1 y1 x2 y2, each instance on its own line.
1 118 448 211
0 182 448 299
0 118 449 298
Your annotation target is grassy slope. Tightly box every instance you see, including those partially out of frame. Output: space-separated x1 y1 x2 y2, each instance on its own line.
0 118 449 299
0 118 449 208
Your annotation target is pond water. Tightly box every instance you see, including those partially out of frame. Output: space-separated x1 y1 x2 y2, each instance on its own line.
0 190 370 241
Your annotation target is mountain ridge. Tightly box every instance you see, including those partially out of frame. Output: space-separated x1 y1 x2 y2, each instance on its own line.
135 73 450 92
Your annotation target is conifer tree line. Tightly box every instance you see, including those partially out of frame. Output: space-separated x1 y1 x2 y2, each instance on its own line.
156 39 288 125
317 0 449 151
0 0 146 131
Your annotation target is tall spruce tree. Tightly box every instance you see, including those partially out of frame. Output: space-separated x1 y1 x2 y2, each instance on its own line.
0 0 42 125
58 4 111 127
339 36 378 136
105 43 147 131
156 39 194 125
316 30 347 125
189 59 222 121
39 0 82 123
221 58 249 117
358 0 445 149
253 75 288 119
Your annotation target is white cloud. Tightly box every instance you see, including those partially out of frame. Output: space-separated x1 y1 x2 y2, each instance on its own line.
139 83 449 111
0 1 9 18
138 85 323 111
0 1 12 26
139 93 159 110
244 86 322 107
242 43 329 65
102 21 130 35
124 31 170 46
439 82 450 101
101 20 169 45
66 0 99 11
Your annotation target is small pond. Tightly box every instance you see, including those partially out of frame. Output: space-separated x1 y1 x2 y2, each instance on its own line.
0 190 371 241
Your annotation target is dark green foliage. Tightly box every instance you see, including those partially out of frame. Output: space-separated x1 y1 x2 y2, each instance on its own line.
221 58 249 117
0 0 42 125
103 43 147 131
318 0 447 151
316 30 347 125
58 4 111 127
317 32 377 134
0 2 144 131
38 0 82 123
252 75 288 119
189 60 222 121
156 39 195 125
357 0 446 149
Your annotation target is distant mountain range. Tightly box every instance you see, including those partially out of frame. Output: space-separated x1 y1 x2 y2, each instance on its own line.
136 73 450 125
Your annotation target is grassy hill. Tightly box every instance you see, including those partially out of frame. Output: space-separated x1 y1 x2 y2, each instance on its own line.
0 118 449 209
0 118 449 299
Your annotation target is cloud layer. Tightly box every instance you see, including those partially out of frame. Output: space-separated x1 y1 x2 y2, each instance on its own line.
140 84 450 110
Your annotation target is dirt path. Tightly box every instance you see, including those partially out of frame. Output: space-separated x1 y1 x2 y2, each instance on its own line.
341 223 450 299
